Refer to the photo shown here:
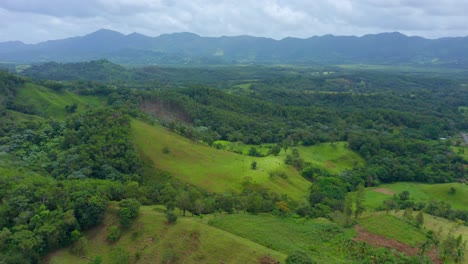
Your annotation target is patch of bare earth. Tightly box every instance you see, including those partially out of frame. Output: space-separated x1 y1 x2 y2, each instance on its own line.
140 99 191 123
354 225 441 263
325 160 335 168
373 188 395 195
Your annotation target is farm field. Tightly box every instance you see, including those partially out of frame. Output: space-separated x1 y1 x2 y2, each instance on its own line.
131 120 311 200
358 213 426 247
208 213 355 263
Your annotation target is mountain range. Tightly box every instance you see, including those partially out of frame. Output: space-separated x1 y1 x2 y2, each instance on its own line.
1 29 468 66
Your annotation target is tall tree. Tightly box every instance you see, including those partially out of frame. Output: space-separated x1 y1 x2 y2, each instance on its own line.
354 184 365 219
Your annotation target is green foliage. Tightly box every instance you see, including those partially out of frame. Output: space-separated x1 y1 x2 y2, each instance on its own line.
1 62 468 263
440 233 467 263
107 225 121 242
285 251 314 264
162 146 170 154
109 247 130 264
48 206 287 263
285 149 305 170
88 256 103 264
354 184 365 219
119 198 140 227
210 213 354 263
70 237 88 257
359 214 427 247
416 211 424 228
0 167 117 261
309 176 349 217
343 241 424 264
9 108 142 182
251 161 257 170
449 186 457 195
166 210 178 224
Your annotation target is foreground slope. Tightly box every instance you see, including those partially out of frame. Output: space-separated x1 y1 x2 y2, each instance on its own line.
131 119 311 200
209 213 355 263
46 206 286 263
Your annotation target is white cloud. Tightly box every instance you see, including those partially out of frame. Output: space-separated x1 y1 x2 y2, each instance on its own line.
0 0 467 43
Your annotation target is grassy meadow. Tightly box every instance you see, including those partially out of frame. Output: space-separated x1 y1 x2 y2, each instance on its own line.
214 140 365 174
295 142 364 174
131 120 311 200
363 182 468 210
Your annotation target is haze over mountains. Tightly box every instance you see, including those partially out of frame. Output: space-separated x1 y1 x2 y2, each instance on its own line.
1 29 468 66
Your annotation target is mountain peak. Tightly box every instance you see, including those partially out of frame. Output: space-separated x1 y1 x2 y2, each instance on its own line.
85 29 125 38
160 32 200 39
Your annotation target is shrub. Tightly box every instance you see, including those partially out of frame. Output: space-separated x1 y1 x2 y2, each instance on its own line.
166 210 177 224
285 251 314 264
107 225 121 242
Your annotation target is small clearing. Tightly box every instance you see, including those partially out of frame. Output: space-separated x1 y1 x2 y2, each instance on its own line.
373 188 395 195
325 160 335 168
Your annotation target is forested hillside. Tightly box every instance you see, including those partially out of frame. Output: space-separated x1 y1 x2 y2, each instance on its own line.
0 64 467 263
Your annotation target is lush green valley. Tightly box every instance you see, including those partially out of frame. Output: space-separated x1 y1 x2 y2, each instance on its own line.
0 62 467 263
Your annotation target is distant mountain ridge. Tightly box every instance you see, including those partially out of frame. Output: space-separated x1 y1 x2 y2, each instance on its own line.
1 29 468 66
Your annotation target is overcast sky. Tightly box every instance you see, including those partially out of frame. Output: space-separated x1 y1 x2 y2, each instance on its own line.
1 0 467 43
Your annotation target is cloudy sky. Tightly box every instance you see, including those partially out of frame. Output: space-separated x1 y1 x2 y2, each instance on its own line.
1 0 467 43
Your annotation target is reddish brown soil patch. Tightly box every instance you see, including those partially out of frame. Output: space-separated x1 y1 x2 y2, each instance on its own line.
259 255 280 264
373 188 395 195
354 225 441 263
325 160 335 168
140 99 191 123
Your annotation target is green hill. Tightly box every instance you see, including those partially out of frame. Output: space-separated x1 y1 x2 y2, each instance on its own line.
45 205 286 264
131 120 311 200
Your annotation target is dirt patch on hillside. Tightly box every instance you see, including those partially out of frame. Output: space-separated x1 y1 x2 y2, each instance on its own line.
354 225 441 263
140 99 191 123
373 188 395 195
325 160 335 168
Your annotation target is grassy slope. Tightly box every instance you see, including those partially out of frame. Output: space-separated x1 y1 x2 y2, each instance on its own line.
131 120 311 200
213 141 364 174
358 213 426 247
209 213 355 263
46 206 286 264
360 211 468 263
420 213 468 264
296 142 364 174
15 83 103 119
364 182 468 210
